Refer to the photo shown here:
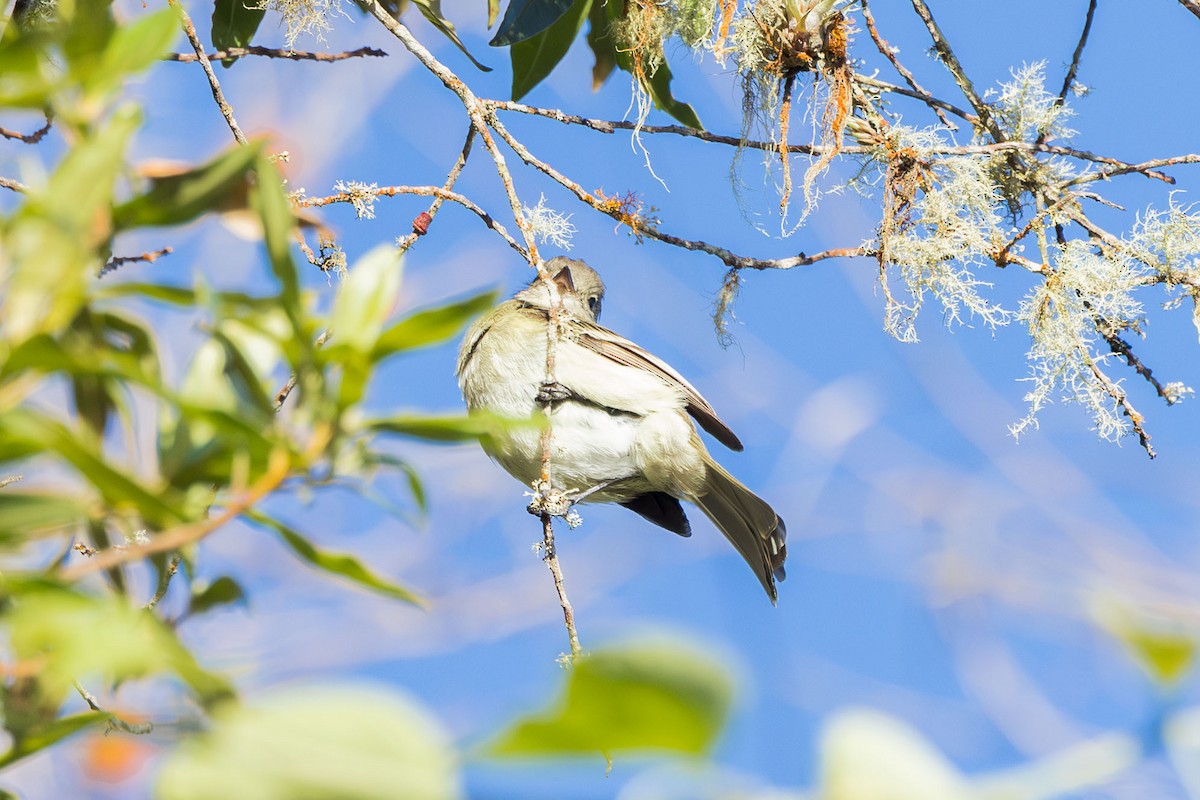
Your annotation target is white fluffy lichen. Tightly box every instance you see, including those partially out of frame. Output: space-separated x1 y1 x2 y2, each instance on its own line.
987 61 1076 143
258 0 347 47
523 195 576 250
1012 240 1149 441
333 180 379 221
877 127 1013 342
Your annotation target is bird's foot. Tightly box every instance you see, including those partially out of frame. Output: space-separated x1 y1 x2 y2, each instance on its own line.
536 380 572 404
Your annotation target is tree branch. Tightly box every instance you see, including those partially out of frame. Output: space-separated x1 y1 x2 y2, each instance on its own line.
169 0 247 145
167 46 386 64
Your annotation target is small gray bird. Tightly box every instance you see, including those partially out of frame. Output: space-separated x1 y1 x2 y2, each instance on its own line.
456 257 787 602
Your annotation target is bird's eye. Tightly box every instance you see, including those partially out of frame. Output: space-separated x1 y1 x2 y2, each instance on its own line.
587 295 601 318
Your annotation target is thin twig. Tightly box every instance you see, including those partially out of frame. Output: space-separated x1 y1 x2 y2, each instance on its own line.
541 512 582 661
0 116 52 144
1056 0 1098 107
167 46 386 64
363 4 542 266
60 446 294 580
169 0 247 145
299 183 526 258
100 247 173 277
860 0 953 129
1087 356 1155 458
1061 153 1200 187
144 554 181 610
274 331 331 410
1 176 29 193
74 683 154 735
853 75 978 124
907 0 1005 141
396 127 477 253
0 475 22 488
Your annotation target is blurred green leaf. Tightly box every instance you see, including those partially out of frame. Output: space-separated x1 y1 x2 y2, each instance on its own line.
0 711 105 770
330 245 405 354
158 684 461 799
250 152 302 318
211 0 265 65
188 576 247 616
488 642 733 758
1094 599 1197 686
368 411 541 444
409 0 491 71
487 0 501 27
511 0 591 101
113 141 262 230
2 106 140 344
1167 706 1200 797
0 409 183 527
820 709 968 800
372 289 496 361
86 8 179 100
585 0 616 90
0 493 88 543
490 0 574 46
0 32 57 108
2 582 234 707
247 511 425 606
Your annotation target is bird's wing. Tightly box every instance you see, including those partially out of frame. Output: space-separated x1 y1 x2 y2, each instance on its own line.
571 320 744 452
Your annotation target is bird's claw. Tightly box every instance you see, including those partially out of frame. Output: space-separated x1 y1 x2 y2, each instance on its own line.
536 380 572 404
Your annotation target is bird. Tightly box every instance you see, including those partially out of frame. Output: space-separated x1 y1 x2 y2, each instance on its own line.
456 257 787 602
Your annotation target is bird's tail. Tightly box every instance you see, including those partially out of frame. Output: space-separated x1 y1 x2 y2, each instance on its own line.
693 455 788 603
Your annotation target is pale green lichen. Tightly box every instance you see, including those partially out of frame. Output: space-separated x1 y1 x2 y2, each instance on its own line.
523 195 576 250
333 180 379 221
1012 240 1149 441
877 127 1012 342
257 0 347 47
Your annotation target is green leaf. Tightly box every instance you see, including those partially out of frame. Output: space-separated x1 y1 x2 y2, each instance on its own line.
188 576 247 616
488 641 733 758
0 493 88 543
86 8 179 100
820 709 967 800
0 712 105 770
408 0 491 71
158 684 461 800
487 0 501 27
247 512 425 606
368 411 541 444
0 409 183 528
490 0 575 46
211 0 266 60
585 0 616 90
2 106 140 344
510 0 591 101
2 583 234 707
113 142 261 230
330 245 405 354
371 290 497 361
643 59 702 129
250 152 301 311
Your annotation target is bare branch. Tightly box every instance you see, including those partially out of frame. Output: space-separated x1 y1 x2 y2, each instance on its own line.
396 127 477 253
1 176 29 193
907 0 1005 141
0 116 52 144
144 554 181 610
860 0 954 128
299 182 527 258
1056 0 1098 106
169 0 247 145
74 683 154 735
167 46 386 64
1087 356 1155 458
100 247 173 276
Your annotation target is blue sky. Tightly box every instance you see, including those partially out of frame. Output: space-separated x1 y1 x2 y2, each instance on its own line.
8 0 1200 796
